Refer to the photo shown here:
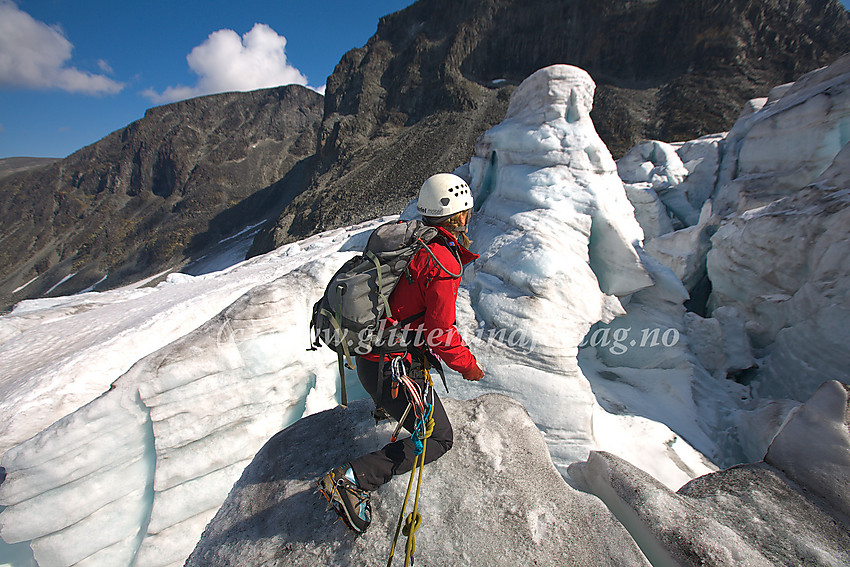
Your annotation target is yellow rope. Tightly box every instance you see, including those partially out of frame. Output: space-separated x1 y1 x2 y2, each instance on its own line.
422 362 433 388
402 443 425 567
387 410 434 567
387 356 436 566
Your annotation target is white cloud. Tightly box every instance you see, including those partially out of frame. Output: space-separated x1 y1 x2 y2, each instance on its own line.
97 59 114 74
0 1 123 95
143 23 320 104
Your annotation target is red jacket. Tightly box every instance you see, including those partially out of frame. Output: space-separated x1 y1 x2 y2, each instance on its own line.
364 226 479 374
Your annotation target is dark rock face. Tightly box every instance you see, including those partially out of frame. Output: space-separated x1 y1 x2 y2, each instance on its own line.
458 0 850 149
3 1 848 306
252 0 850 254
0 86 323 309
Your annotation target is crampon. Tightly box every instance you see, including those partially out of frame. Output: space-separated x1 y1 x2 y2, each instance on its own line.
317 467 372 534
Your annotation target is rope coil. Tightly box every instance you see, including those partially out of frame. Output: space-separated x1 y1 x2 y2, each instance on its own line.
387 354 435 567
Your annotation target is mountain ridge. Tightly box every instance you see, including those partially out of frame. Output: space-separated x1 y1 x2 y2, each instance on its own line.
0 158 60 180
1 0 848 310
251 0 850 254
0 85 323 310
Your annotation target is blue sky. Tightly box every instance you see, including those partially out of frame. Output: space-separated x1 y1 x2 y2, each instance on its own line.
0 0 415 158
1 0 849 159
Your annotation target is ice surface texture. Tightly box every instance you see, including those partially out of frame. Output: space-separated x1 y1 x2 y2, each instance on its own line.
616 54 850 455
707 55 850 402
452 65 718 487
0 220 388 567
569 381 850 567
186 394 650 567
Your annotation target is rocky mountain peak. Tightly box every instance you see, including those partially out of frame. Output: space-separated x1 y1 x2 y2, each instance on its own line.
2 0 848 309
0 85 323 309
252 0 850 254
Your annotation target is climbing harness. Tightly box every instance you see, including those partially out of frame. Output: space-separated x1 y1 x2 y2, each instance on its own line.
386 355 436 567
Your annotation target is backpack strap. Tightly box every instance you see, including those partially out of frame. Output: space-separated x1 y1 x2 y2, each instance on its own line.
376 352 387 408
308 299 321 351
324 283 355 408
420 238 462 279
337 349 348 408
365 249 393 319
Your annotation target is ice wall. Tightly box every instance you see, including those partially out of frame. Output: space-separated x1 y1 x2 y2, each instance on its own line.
465 64 653 366
0 269 271 458
0 221 385 567
450 65 719 484
714 54 850 217
706 55 850 402
617 136 723 292
709 151 850 400
614 54 850 445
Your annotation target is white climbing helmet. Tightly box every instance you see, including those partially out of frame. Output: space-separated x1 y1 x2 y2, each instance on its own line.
416 173 473 218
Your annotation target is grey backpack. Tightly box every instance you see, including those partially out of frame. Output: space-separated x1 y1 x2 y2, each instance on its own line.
309 219 460 406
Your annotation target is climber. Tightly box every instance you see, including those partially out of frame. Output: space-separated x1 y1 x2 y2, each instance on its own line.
318 173 485 533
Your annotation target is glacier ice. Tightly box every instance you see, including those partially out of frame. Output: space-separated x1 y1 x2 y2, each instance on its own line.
620 54 850 408
708 131 850 401
466 64 653 368
2 55 850 567
0 219 391 567
684 306 756 380
617 139 696 227
714 54 850 217
764 380 850 520
569 381 850 567
454 65 722 484
617 136 724 294
643 201 715 292
618 135 724 236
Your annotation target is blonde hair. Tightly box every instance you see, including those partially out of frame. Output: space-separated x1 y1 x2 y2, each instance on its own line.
438 210 471 248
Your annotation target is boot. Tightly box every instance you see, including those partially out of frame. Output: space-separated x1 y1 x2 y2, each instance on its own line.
317 466 371 533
